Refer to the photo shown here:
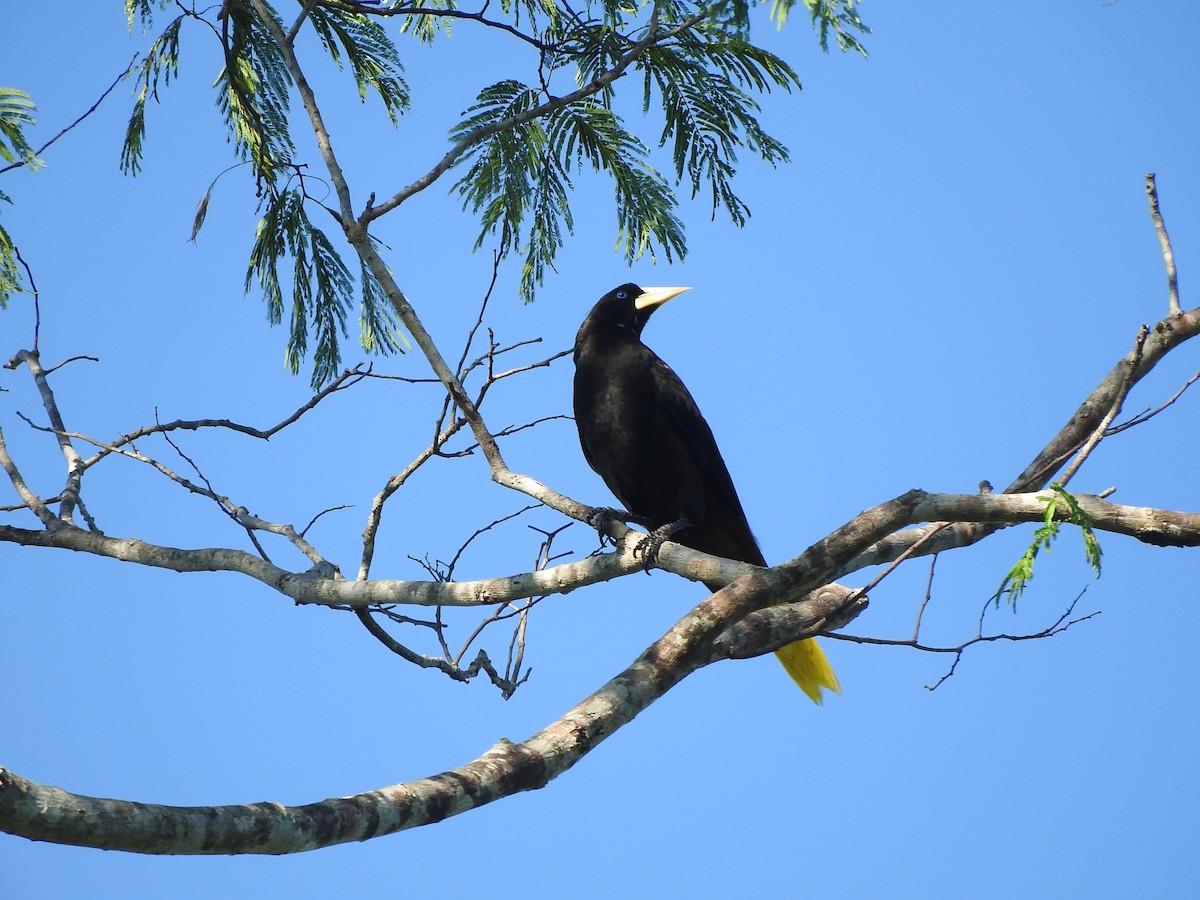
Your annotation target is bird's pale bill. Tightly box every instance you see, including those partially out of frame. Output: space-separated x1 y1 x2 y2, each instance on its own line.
633 286 692 310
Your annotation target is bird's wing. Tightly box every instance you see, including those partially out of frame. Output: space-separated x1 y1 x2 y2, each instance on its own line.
647 353 744 515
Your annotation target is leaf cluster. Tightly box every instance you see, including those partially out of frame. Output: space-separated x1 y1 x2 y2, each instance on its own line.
451 0 818 300
771 0 871 53
0 86 42 307
452 81 686 300
106 1 869 382
995 484 1104 606
248 182 406 387
124 2 408 383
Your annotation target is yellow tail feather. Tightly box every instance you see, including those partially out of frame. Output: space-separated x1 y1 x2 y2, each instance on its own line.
774 638 840 705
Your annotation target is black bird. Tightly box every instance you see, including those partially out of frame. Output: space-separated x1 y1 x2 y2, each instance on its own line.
572 283 839 703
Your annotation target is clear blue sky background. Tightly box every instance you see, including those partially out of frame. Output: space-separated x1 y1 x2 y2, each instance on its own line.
3 3 1199 897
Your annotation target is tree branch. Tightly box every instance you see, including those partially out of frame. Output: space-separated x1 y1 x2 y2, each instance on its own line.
1145 173 1181 317
0 494 884 855
4 350 85 522
850 305 1200 572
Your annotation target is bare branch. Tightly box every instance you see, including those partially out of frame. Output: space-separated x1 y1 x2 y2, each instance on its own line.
912 554 939 643
852 305 1200 572
0 512 875 855
4 350 85 522
73 364 370 470
358 415 465 580
918 594 1094 692
1145 173 1181 317
358 506 547 694
4 488 1198 620
829 593 1098 683
11 246 41 352
0 426 56 525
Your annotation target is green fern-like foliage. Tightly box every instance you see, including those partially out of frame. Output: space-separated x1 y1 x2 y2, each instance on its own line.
214 3 296 188
772 0 871 51
0 87 40 170
246 185 404 387
307 7 410 123
111 0 870 384
452 82 686 301
996 484 1104 607
639 35 799 225
449 1 812 302
124 2 409 383
0 86 43 306
0 220 18 308
121 16 182 175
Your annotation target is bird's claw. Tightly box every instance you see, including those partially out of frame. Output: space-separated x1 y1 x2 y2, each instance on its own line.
632 520 685 573
587 506 624 532
588 506 654 535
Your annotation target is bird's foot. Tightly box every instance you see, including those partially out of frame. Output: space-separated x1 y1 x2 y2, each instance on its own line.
633 518 689 572
588 506 652 532
586 507 648 547
587 506 623 531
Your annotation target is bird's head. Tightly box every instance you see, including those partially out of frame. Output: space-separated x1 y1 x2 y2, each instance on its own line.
582 283 693 338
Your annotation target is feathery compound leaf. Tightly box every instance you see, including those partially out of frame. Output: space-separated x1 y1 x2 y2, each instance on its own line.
451 81 545 256
247 187 401 386
1052 485 1104 578
0 87 42 306
0 219 20 308
121 17 182 174
246 188 302 328
638 33 798 225
498 0 561 30
304 224 355 387
519 146 573 300
359 256 407 356
396 0 459 44
248 188 342 386
451 80 686 300
995 484 1104 607
213 2 295 187
124 0 174 31
0 87 41 169
548 100 685 268
566 23 626 108
772 0 871 54
307 7 409 123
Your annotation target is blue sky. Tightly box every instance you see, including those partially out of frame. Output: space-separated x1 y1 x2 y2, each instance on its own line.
3 2 1199 897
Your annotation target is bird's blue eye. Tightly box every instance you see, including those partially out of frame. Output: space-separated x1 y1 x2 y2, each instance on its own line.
616 290 628 300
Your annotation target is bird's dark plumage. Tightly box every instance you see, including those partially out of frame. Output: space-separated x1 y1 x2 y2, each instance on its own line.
572 283 839 703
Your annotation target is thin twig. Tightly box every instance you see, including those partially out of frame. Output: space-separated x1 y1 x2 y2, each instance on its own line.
847 522 952 610
301 504 352 538
828 590 1100 692
1106 367 1200 435
75 364 369 470
911 553 938 643
358 415 466 580
1057 325 1148 486
11 247 41 352
0 55 138 176
41 355 100 377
